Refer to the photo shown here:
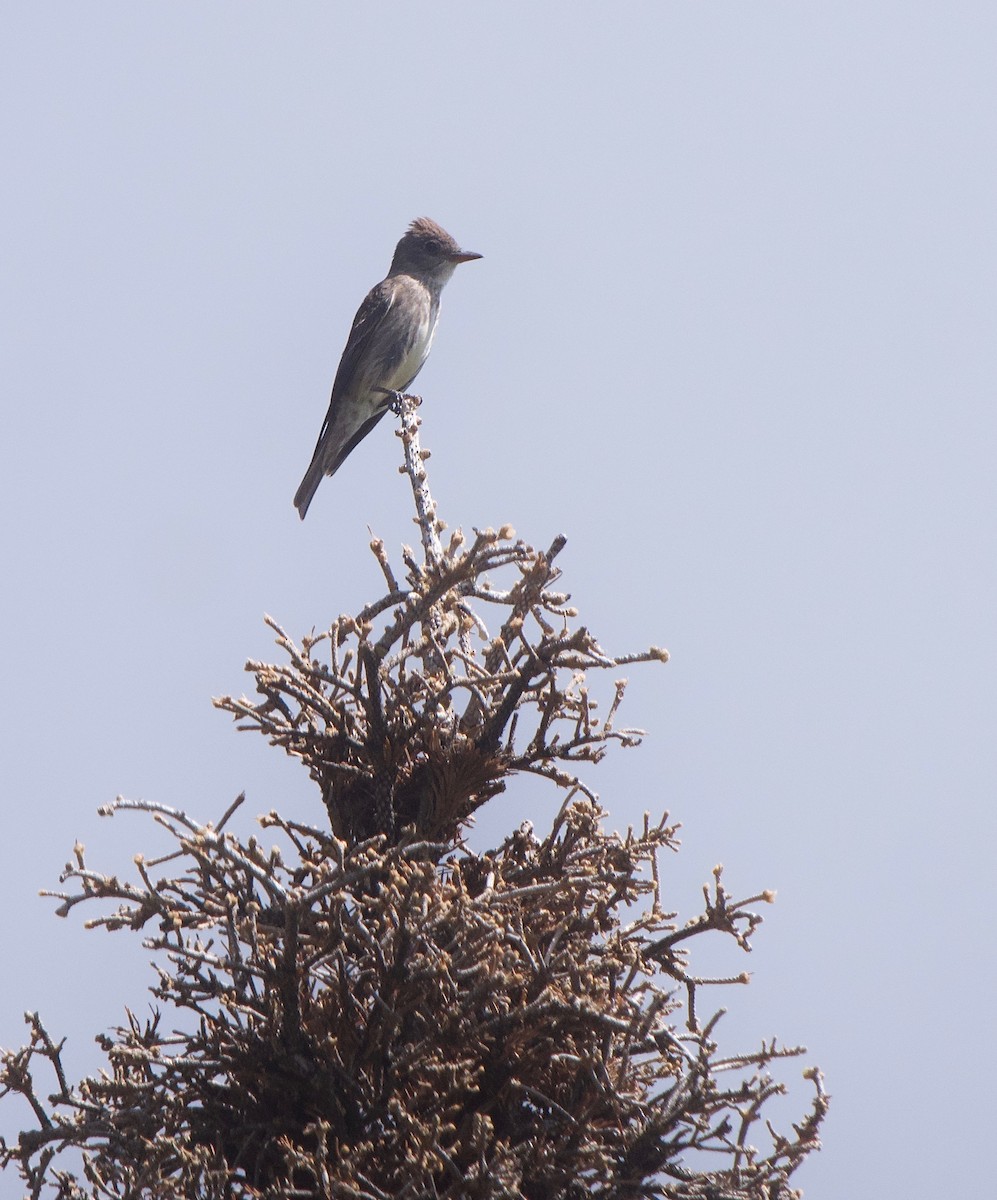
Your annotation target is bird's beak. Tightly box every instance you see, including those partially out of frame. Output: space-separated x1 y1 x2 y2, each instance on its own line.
450 250 483 264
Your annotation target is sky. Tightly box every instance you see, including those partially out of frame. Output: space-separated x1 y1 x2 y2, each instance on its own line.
3 4 996 1196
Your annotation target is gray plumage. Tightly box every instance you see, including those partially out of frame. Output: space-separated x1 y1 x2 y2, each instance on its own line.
294 217 482 519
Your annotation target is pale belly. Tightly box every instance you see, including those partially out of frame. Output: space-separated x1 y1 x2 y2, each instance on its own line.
385 316 437 392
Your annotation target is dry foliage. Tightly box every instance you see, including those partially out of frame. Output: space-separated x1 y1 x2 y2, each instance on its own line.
0 398 827 1198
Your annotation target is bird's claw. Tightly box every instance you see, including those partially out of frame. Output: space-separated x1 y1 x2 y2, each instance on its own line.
376 388 422 416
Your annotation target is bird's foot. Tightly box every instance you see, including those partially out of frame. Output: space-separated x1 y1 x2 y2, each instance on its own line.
376 388 422 416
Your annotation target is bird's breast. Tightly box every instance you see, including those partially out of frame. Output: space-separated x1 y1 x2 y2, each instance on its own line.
391 316 436 386
369 279 440 396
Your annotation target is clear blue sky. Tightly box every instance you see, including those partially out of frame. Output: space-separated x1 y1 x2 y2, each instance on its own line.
3 5 996 1196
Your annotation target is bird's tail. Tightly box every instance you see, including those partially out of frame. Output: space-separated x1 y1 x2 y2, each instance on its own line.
293 458 325 520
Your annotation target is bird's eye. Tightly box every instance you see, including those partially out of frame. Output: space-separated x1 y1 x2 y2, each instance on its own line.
425 239 441 253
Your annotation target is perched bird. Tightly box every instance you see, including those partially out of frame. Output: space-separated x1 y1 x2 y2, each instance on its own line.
293 217 482 519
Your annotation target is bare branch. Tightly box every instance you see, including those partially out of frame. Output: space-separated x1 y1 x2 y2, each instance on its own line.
1 403 824 1198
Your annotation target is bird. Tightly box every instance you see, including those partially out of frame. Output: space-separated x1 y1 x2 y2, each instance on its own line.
293 217 482 519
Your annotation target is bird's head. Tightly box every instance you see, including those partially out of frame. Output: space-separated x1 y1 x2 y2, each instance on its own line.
389 217 482 284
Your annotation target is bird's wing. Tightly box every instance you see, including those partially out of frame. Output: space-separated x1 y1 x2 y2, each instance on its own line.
294 279 401 517
298 280 389 459
303 278 394 464
326 278 395 409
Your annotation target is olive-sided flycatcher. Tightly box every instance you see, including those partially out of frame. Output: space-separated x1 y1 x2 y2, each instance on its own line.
293 217 482 519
